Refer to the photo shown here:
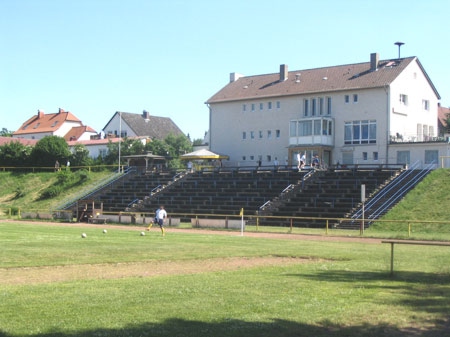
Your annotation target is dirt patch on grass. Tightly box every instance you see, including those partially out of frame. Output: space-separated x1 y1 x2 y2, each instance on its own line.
0 256 314 285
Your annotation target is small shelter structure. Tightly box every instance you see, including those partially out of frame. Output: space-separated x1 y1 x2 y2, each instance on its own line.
180 149 229 161
122 153 168 172
180 149 229 171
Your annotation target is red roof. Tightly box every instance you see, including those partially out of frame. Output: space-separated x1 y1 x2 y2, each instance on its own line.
13 108 82 136
0 136 38 146
438 104 450 129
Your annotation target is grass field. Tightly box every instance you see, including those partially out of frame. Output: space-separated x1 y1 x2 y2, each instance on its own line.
1 221 449 337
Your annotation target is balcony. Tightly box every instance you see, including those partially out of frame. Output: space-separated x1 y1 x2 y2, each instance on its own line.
389 132 447 144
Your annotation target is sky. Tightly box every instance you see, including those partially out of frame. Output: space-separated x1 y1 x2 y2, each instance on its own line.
1 0 449 141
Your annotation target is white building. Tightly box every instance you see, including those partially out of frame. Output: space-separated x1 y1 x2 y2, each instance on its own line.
12 108 97 141
206 53 446 168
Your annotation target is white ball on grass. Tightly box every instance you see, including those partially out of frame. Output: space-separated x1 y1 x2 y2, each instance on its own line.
103 229 107 234
140 231 145 236
81 233 87 238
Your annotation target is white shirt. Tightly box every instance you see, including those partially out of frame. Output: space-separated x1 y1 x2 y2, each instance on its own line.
158 209 167 220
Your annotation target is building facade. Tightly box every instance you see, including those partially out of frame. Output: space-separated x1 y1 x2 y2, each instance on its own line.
206 53 444 168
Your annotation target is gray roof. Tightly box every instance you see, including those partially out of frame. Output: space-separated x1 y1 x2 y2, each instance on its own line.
108 111 185 139
206 56 440 103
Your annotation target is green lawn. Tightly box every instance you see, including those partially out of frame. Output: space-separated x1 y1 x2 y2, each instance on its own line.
0 222 449 337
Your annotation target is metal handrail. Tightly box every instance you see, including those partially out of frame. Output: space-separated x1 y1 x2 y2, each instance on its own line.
351 161 434 221
57 166 136 210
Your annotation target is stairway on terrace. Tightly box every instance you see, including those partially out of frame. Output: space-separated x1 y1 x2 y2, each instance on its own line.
259 168 400 228
339 168 430 229
92 171 181 213
132 169 307 220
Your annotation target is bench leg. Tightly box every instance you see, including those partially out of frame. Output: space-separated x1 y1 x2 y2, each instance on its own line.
390 243 394 276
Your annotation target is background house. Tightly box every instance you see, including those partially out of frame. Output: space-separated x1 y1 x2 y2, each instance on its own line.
102 110 185 140
12 108 97 141
206 53 447 169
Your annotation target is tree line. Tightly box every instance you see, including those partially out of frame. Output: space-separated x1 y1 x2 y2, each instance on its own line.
0 134 194 169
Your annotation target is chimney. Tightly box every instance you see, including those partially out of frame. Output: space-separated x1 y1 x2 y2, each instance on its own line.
280 64 288 81
370 53 379 71
143 110 150 120
37 109 44 119
230 72 243 83
58 108 65 114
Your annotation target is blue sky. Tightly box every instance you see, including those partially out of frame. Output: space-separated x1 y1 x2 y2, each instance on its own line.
1 0 449 140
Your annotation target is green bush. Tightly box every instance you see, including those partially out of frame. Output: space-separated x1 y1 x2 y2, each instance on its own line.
75 169 90 182
14 187 25 199
8 206 20 215
39 185 63 199
56 170 74 184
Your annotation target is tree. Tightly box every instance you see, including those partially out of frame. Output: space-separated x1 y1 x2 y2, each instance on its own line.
71 144 93 167
192 138 203 146
0 128 12 137
30 136 72 167
0 140 33 167
103 138 146 165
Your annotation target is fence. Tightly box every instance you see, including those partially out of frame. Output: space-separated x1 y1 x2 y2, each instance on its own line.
2 208 450 238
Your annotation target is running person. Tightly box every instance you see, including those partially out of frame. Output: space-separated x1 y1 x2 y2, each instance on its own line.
146 207 160 231
156 205 167 236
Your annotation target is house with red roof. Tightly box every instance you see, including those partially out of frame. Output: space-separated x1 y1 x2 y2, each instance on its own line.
206 53 447 168
438 103 450 138
12 108 98 141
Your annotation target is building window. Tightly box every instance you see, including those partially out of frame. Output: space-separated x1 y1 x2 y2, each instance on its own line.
251 103 255 111
276 129 280 138
425 150 438 164
353 94 358 103
268 102 272 110
242 132 246 140
373 152 378 161
250 155 254 160
319 97 324 115
313 120 321 135
322 120 332 135
259 130 263 139
345 95 350 103
259 103 264 111
397 151 410 165
422 100 430 111
267 130 272 139
276 101 281 109
362 152 368 160
304 99 309 116
327 97 332 115
242 104 247 112
344 120 377 144
311 98 317 116
99 149 107 158
242 156 246 161
290 121 297 136
250 131 255 139
267 155 272 162
299 120 312 136
400 94 408 105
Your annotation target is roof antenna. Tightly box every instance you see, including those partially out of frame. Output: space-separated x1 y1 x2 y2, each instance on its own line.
394 41 405 59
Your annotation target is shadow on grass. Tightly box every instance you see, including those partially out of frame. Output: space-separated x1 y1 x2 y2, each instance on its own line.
295 269 450 318
0 317 449 337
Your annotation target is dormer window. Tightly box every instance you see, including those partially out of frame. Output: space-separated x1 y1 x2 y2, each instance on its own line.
51 121 59 127
33 123 40 129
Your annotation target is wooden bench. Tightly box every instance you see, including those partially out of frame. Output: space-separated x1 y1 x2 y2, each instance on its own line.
382 239 450 276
